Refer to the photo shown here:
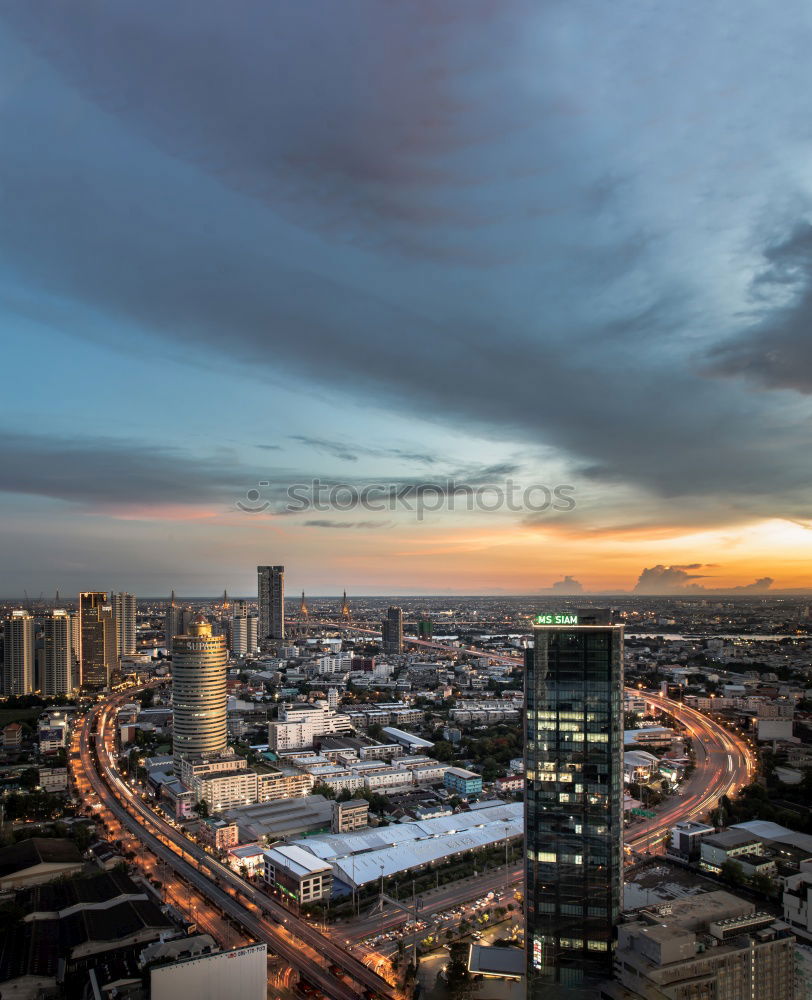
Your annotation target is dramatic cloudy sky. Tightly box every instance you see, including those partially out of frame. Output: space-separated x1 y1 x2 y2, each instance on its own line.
1 0 812 596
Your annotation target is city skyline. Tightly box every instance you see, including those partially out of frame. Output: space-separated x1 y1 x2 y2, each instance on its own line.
0 4 812 594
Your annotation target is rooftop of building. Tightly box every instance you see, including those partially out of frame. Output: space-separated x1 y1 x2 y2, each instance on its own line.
228 844 265 859
467 944 524 979
264 843 333 877
731 819 812 855
380 726 435 747
0 897 172 983
633 890 753 933
445 766 481 779
195 768 256 782
673 820 715 834
16 869 140 915
0 837 83 878
702 829 759 849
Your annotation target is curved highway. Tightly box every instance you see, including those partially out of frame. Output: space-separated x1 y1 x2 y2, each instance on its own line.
75 694 398 1000
315 621 758 852
624 692 755 853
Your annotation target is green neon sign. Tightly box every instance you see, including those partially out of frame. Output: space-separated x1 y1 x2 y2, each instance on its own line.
535 614 579 625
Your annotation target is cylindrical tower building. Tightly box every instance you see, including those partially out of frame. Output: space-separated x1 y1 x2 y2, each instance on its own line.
172 620 227 764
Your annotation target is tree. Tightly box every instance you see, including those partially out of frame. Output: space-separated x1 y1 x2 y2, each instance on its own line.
196 799 209 818
443 942 474 999
311 783 336 800
19 768 39 791
750 872 776 897
720 859 745 886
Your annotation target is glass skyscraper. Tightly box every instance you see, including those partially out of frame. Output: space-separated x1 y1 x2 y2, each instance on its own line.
525 609 624 999
257 565 285 642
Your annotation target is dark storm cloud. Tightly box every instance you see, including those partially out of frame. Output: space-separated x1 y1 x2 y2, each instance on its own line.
2 1 812 528
291 437 440 466
0 0 530 249
0 431 250 507
707 224 812 393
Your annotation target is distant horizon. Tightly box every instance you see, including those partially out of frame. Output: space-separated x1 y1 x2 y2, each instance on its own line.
3 590 812 602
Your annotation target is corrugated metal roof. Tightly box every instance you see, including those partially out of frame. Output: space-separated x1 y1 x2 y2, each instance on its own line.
291 802 523 888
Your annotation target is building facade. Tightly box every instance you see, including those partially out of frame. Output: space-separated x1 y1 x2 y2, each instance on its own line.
3 610 34 696
381 605 403 654
444 767 483 797
525 609 624 999
172 621 228 763
263 844 333 905
616 892 795 1000
112 592 137 656
78 592 115 689
232 604 259 657
257 565 285 642
331 798 369 833
40 610 73 695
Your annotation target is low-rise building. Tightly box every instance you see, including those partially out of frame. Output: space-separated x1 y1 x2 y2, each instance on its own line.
227 844 266 877
668 820 715 862
38 728 67 753
149 942 267 1000
37 766 68 793
191 769 258 813
623 750 660 784
263 844 333 905
380 727 435 753
0 838 84 889
2 722 23 749
198 818 239 851
179 753 248 787
331 798 369 834
256 766 313 801
623 726 674 749
616 891 796 1000
223 795 334 843
444 767 483 797
700 830 763 873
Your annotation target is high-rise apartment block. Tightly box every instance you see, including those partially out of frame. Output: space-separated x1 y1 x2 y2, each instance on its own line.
164 591 183 653
78 592 116 689
172 620 228 763
112 592 137 656
40 609 73 695
381 605 403 654
525 609 624 999
231 599 258 657
3 610 34 696
257 565 285 642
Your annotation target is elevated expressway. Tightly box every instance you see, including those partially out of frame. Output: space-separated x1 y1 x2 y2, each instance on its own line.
75 695 399 1000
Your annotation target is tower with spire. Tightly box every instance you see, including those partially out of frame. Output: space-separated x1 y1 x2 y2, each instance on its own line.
300 591 309 618
340 590 350 619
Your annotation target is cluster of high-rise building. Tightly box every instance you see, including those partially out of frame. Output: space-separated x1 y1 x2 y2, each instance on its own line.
1 591 137 695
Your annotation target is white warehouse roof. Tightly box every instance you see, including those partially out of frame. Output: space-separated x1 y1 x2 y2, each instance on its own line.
381 727 435 749
291 801 523 888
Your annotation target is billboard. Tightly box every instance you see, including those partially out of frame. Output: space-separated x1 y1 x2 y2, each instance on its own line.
151 943 266 1000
